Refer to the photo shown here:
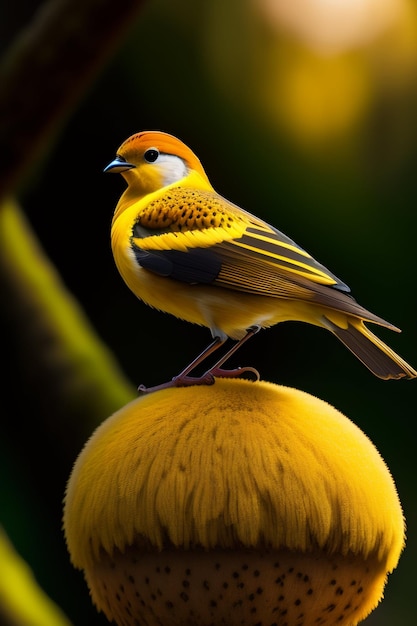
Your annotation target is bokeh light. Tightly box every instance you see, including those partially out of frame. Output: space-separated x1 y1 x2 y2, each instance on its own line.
257 0 404 53
203 0 417 150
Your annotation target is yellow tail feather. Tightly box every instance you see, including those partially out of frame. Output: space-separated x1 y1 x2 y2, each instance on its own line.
322 317 417 380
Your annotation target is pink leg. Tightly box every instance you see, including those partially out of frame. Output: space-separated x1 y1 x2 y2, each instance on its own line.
204 326 260 381
138 327 260 394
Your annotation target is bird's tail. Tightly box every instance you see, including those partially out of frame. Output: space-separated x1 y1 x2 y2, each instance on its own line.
322 317 417 380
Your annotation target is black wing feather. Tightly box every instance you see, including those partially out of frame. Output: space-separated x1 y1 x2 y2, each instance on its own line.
132 244 222 284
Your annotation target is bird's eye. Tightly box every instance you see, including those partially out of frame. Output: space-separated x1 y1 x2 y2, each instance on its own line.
144 148 160 163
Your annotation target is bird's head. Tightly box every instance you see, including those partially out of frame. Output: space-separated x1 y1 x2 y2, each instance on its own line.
104 131 211 199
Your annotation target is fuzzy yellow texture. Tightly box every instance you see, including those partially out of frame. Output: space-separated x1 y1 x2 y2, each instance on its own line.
64 379 404 575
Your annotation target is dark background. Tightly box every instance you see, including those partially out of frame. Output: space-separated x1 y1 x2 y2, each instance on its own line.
1 1 416 624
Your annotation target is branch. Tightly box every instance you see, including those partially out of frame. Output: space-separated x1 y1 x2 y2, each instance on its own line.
0 0 145 200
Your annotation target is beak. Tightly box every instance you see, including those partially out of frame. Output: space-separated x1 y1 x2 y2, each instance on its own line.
103 156 136 174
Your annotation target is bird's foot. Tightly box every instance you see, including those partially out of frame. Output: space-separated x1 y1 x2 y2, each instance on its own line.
208 365 260 381
137 366 260 395
138 372 216 395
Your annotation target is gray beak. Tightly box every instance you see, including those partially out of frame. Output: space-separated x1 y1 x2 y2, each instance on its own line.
104 156 136 173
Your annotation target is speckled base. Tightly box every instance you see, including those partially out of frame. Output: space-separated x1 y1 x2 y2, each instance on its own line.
86 545 386 626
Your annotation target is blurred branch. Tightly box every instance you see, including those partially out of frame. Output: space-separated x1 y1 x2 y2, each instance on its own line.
0 198 135 442
0 526 73 626
0 0 145 201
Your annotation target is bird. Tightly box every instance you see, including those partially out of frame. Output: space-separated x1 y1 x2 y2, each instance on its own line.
105 131 416 391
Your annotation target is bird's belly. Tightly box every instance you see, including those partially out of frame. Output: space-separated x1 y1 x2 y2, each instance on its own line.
116 251 320 340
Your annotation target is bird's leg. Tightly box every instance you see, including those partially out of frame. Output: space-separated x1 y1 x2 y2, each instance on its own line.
172 336 226 381
205 325 261 381
138 327 261 394
138 337 225 394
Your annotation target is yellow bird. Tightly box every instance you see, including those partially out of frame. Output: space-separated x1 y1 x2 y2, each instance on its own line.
105 131 416 390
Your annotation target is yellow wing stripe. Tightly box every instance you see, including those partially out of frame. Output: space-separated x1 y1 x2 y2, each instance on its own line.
243 229 313 259
230 240 337 285
132 221 247 252
217 262 317 298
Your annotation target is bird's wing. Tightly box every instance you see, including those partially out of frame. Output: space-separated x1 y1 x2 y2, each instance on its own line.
132 187 346 286
130 187 392 326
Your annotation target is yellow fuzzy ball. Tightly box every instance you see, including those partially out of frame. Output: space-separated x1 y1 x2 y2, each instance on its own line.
63 379 404 625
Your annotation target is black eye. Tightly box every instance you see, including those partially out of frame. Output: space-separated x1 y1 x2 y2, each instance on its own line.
144 148 159 163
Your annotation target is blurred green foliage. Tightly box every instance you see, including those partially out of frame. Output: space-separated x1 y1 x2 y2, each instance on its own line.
1 0 416 624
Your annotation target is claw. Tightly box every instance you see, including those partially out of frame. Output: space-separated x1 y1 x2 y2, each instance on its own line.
138 366 260 395
208 366 260 381
138 372 215 395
